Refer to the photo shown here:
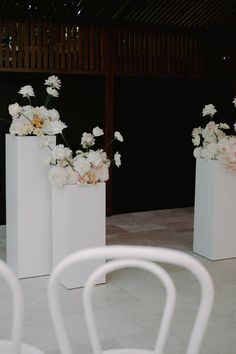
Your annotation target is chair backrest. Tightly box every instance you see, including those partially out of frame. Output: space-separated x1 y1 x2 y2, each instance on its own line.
0 259 24 354
48 245 214 354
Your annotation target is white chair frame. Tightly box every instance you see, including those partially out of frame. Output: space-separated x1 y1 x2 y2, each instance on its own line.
48 245 214 354
0 259 45 354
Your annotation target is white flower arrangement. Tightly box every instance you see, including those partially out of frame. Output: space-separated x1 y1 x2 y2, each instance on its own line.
44 126 123 187
8 75 67 136
192 99 236 170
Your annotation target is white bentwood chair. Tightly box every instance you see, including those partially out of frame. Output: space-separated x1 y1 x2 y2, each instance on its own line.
0 259 45 354
48 245 214 354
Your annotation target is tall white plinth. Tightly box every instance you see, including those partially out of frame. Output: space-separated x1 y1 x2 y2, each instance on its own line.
193 158 236 260
5 134 55 278
52 183 106 289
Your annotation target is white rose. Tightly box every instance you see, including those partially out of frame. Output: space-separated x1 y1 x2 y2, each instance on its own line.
73 156 91 176
92 126 104 137
46 87 59 97
8 103 21 117
48 166 68 187
114 151 121 167
48 109 60 121
65 166 78 185
87 150 103 166
52 145 67 160
114 131 124 142
43 120 67 135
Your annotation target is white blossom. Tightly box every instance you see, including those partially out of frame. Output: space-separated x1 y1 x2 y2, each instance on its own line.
202 104 217 117
52 145 72 160
9 117 33 136
93 126 104 137
114 131 124 142
81 133 95 148
45 75 61 90
8 103 21 117
46 87 59 97
114 151 121 167
73 156 91 175
18 85 35 97
43 120 67 135
48 108 60 121
48 166 68 187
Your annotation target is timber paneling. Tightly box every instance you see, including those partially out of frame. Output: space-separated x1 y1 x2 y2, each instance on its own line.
0 18 233 78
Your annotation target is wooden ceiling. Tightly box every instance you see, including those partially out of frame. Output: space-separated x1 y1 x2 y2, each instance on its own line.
1 0 236 32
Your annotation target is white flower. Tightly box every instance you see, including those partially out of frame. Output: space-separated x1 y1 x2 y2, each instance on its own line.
65 166 78 184
87 150 103 166
233 97 236 107
81 133 95 148
18 85 35 97
43 120 67 135
93 126 104 137
219 123 230 129
47 125 123 186
48 108 60 121
114 151 121 167
114 131 124 142
193 147 202 158
9 117 33 136
52 145 72 160
46 87 59 97
192 127 203 146
45 75 61 90
8 103 21 117
202 104 217 117
201 143 219 160
73 156 91 176
48 166 68 187
38 136 55 148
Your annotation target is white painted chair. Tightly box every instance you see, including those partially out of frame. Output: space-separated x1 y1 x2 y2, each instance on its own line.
48 245 214 354
0 259 45 354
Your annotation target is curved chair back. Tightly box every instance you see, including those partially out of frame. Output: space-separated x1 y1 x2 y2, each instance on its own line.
0 259 45 354
48 245 214 354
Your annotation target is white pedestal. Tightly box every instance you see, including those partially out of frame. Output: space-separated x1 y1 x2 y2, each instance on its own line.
52 183 106 289
5 134 55 278
193 158 236 260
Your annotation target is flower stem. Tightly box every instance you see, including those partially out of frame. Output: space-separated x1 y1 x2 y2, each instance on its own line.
61 132 70 148
44 94 51 108
27 96 32 106
105 138 115 150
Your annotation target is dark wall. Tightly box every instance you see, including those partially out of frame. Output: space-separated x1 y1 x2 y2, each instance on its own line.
0 72 233 223
112 76 233 214
0 73 105 224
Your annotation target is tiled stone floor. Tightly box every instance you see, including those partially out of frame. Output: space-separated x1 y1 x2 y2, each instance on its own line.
0 207 236 354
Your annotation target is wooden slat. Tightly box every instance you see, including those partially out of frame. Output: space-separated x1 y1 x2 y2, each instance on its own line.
0 20 3 67
4 20 10 67
23 20 29 68
100 27 106 72
72 25 78 70
78 25 83 70
17 21 23 67
48 22 54 69
30 20 36 69
83 25 88 71
36 21 42 69
42 21 48 69
67 23 72 70
89 26 95 71
54 23 60 70
60 23 66 70
10 20 16 68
